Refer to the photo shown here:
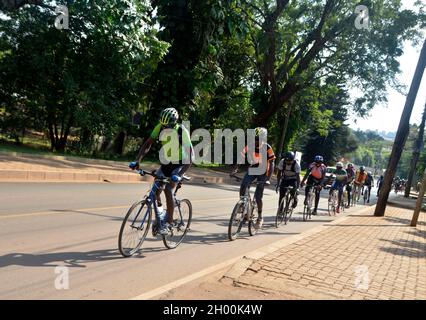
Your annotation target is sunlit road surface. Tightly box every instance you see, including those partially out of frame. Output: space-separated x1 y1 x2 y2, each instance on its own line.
0 182 379 299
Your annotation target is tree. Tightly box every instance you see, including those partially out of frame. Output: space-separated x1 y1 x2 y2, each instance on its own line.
375 39 426 217
0 0 168 152
231 0 425 126
0 0 44 11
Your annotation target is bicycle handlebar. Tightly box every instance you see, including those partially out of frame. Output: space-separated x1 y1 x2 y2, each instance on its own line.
136 169 191 183
230 174 270 186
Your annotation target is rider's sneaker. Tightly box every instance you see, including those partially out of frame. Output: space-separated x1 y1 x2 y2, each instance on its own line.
255 218 263 229
159 223 170 236
312 210 317 215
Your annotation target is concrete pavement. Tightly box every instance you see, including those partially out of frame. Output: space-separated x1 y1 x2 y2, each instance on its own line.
0 181 355 299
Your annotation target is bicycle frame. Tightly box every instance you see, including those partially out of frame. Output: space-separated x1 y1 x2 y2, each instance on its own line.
305 184 320 209
132 171 185 232
279 186 297 211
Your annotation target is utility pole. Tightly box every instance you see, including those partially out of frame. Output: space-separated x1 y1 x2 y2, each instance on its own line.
405 102 426 197
410 168 426 227
375 39 426 216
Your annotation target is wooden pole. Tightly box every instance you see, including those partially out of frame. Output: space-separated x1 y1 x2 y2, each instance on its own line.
375 39 426 216
410 168 426 227
404 102 426 197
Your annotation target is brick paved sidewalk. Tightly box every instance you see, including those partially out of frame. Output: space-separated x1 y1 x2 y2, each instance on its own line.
158 204 425 300
228 205 426 300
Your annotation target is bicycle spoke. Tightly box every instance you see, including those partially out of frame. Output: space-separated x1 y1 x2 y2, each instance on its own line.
163 199 192 249
118 200 151 257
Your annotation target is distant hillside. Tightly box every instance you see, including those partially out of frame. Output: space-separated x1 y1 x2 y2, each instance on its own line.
377 130 396 141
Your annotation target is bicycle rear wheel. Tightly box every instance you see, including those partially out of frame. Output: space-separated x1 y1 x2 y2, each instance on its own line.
118 200 152 257
275 197 286 228
163 199 192 249
228 201 246 241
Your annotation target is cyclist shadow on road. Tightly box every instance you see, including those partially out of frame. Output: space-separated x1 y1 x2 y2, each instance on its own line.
0 247 166 268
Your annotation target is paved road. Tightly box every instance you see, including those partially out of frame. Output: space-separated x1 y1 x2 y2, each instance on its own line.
0 181 378 299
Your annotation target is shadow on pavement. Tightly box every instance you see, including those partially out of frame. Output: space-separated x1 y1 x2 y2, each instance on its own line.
0 249 130 268
51 209 123 221
384 215 426 226
379 238 426 258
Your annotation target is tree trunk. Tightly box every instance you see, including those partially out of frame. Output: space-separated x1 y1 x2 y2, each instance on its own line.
113 131 127 155
276 105 292 164
47 121 56 152
375 39 426 216
404 103 426 197
254 83 297 126
55 138 67 153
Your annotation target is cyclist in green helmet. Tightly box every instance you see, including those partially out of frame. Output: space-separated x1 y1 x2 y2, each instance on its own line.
129 107 193 235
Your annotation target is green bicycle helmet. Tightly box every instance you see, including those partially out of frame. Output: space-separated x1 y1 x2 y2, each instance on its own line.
255 127 267 137
160 108 179 126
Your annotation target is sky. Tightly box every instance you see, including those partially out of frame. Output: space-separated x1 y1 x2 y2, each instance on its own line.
347 1 426 133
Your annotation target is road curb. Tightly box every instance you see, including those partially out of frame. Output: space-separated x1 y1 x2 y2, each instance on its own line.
0 168 238 184
0 150 130 166
0 169 147 183
131 204 376 300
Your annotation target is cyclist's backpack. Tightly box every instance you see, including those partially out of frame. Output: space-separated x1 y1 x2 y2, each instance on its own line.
282 160 297 177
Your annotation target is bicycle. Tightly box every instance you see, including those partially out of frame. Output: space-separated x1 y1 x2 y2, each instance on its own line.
118 169 192 257
353 183 362 206
341 188 348 210
343 183 352 208
228 175 264 241
303 184 321 221
363 185 370 204
328 188 338 216
276 186 297 227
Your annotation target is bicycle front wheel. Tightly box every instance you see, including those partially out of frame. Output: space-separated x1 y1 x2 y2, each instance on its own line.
275 197 286 228
248 203 259 236
118 200 152 257
228 201 246 241
283 193 293 224
163 199 192 249
303 193 311 221
328 194 336 216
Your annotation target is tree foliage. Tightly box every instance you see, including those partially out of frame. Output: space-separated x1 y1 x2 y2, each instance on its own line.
0 0 168 151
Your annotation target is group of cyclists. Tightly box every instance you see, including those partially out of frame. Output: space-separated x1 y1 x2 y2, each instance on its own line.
392 176 407 194
128 107 379 236
230 141 379 228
